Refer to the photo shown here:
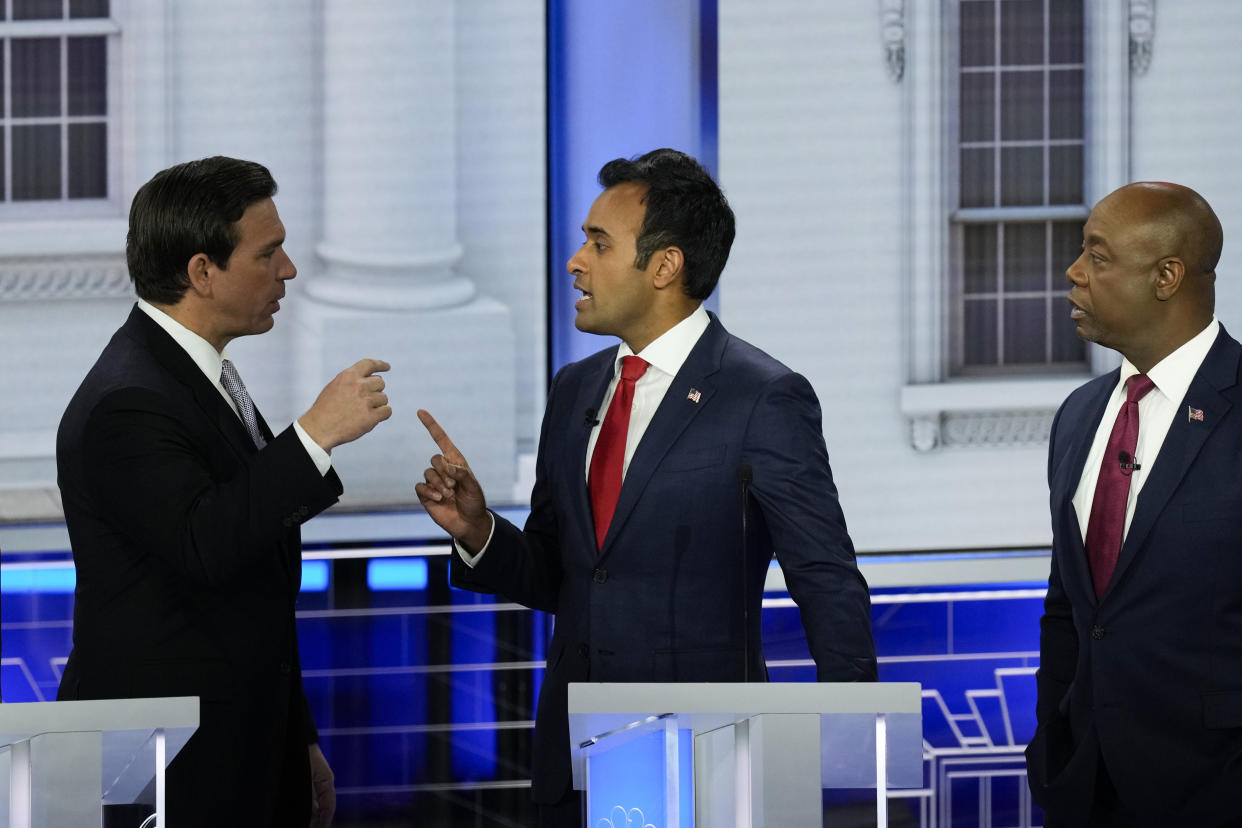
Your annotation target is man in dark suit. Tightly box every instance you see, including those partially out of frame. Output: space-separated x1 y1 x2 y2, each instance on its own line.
57 156 392 827
1027 182 1242 827
416 148 877 826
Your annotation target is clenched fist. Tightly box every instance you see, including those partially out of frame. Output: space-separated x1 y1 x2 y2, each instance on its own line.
298 358 392 451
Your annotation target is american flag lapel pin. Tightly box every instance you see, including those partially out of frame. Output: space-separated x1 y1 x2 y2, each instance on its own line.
1188 405 1204 422
687 388 702 404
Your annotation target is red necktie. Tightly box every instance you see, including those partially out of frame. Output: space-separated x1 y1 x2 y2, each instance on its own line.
1085 374 1156 598
588 355 649 548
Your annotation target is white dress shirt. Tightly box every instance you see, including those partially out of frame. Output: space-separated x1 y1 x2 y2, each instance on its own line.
1072 318 1219 542
136 299 331 476
459 304 712 566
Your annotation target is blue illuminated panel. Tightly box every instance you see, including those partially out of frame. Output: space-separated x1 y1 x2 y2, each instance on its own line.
365 558 428 591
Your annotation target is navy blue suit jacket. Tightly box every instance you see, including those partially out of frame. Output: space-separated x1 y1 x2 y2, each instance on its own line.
1028 326 1242 826
56 306 342 825
452 313 877 802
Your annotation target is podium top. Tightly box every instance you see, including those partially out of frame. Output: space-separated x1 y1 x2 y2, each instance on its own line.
568 682 920 719
0 697 199 743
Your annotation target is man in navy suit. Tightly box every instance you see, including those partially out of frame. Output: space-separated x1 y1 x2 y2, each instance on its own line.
416 148 876 826
57 156 392 827
1027 182 1242 827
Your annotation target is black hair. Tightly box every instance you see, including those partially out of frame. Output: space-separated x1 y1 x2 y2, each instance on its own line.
126 156 277 304
597 148 735 300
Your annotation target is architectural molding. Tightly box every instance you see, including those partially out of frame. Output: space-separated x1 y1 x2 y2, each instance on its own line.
0 257 131 302
880 0 905 82
1129 0 1155 74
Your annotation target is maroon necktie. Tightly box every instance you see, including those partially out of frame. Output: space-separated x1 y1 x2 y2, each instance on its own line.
588 356 649 548
1085 374 1156 598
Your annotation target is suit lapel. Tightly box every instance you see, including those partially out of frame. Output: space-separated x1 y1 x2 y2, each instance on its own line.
1051 373 1116 607
597 317 725 558
129 309 262 460
574 350 618 555
1108 329 1240 598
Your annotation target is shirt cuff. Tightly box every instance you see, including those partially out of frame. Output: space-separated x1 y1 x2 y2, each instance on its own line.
293 420 333 477
454 512 496 567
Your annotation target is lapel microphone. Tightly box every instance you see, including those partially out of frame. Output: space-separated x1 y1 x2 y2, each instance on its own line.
1118 450 1141 474
583 408 599 428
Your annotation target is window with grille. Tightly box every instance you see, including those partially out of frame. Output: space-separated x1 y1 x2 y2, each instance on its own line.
0 0 116 215
951 0 1088 375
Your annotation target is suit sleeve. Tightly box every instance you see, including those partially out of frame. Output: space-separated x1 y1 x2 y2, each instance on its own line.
1036 402 1077 725
747 372 878 681
81 387 342 587
449 370 566 613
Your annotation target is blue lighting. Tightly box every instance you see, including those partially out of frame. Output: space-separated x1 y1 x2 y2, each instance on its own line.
301 560 330 592
367 558 429 591
1 566 76 593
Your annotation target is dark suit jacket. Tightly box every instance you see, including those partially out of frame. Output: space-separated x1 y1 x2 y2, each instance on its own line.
1028 326 1242 827
56 306 342 826
452 313 877 802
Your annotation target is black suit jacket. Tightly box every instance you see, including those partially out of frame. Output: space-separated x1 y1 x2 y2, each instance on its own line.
1028 326 1242 827
56 306 342 825
452 313 877 802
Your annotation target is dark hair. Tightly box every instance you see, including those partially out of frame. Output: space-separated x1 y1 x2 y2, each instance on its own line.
597 148 735 300
126 156 277 304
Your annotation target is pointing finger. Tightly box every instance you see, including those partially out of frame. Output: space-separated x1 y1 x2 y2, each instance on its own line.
418 409 466 464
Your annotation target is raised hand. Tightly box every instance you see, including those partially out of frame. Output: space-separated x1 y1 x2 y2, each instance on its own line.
415 409 491 552
298 359 392 451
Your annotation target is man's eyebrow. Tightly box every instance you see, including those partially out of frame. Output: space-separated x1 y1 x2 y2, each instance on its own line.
583 224 611 238
259 237 285 253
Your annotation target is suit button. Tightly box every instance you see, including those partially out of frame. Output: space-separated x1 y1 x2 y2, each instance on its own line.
1091 625 1105 640
279 661 291 675
577 643 589 659
592 568 608 584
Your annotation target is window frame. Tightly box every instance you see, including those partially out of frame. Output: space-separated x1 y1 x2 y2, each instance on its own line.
898 0 1132 450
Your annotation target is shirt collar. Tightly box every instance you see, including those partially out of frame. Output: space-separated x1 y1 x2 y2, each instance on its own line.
136 298 228 386
614 305 711 378
1119 317 1219 405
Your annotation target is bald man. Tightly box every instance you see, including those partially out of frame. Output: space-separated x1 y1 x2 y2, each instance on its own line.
1026 182 1242 827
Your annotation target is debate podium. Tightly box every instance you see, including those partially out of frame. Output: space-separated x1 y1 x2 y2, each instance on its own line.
0 697 198 828
569 682 921 827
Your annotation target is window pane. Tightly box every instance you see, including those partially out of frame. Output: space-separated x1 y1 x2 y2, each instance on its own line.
13 0 64 20
0 132 6 197
1003 223 1046 292
1004 297 1047 364
961 148 995 208
1049 69 1082 139
1052 307 1086 362
1049 0 1084 64
1000 147 1043 206
963 224 998 295
1050 220 1083 286
12 38 61 117
69 122 106 198
70 0 110 18
13 124 62 200
1000 0 1043 66
960 1 995 67
1000 70 1044 141
960 72 995 142
964 298 999 366
1049 144 1083 204
68 36 107 116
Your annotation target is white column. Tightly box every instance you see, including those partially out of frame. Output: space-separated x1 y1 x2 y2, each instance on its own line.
310 0 474 310
301 0 514 504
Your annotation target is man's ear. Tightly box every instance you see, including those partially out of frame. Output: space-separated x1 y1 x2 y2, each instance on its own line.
1154 256 1185 301
185 253 214 298
652 246 684 290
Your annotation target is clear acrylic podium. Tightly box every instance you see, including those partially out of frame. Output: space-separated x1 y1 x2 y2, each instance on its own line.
0 697 198 828
568 682 922 827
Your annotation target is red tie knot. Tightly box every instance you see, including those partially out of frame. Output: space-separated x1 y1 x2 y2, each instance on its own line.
620 355 649 383
1126 374 1155 404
